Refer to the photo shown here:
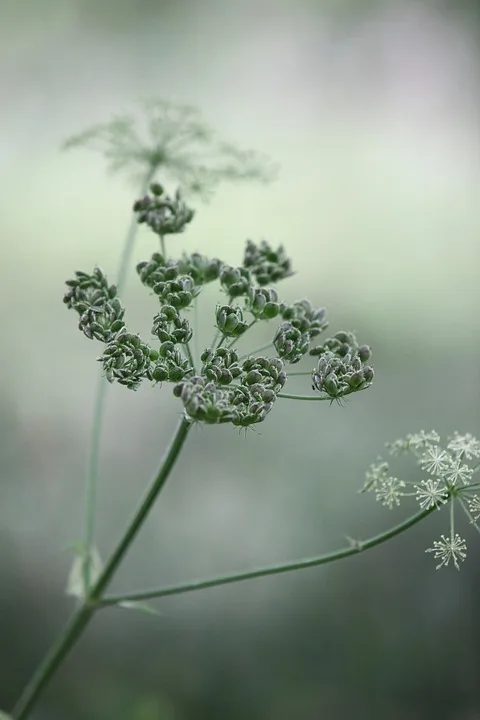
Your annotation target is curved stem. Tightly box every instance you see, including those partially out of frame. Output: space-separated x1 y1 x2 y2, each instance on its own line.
100 503 438 606
12 416 192 720
82 168 155 591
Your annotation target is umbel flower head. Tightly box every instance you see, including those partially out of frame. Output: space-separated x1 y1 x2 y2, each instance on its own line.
64 183 375 427
62 98 278 199
362 430 480 570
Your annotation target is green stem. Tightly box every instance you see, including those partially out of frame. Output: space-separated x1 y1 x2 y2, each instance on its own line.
90 416 191 599
100 503 437 606
237 340 273 361
183 343 196 374
12 416 191 720
226 319 257 350
82 168 155 592
277 392 330 401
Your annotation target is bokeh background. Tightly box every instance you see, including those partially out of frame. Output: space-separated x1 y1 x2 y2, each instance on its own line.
1 0 479 718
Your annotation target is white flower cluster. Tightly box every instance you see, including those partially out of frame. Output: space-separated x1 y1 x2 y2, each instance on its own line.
362 431 480 570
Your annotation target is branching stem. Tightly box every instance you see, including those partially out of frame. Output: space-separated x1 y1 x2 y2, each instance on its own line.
100 502 438 606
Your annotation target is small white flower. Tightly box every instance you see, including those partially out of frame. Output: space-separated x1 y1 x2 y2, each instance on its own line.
361 459 389 492
414 478 449 510
467 495 480 522
408 430 440 451
375 476 406 509
419 446 451 476
443 458 474 486
426 533 467 570
447 432 480 460
385 430 440 456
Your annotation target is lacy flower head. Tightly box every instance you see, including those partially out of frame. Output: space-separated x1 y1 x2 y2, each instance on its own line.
362 430 480 569
64 184 375 428
62 98 278 199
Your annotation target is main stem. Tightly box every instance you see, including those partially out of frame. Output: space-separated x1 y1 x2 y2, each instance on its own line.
12 416 191 720
83 168 156 591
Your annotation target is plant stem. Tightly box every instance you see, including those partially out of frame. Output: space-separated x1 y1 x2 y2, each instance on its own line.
90 416 191 599
12 416 191 720
82 168 155 592
277 392 330 401
183 342 196 374
237 340 273 361
100 503 438 606
11 605 95 720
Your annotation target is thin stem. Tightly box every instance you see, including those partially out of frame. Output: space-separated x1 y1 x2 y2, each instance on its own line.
237 340 273 362
12 416 192 720
277 392 330 401
100 503 438 606
183 343 196 375
193 295 200 368
116 169 155 293
227 319 257 350
90 416 191 599
160 234 166 259
82 168 155 592
12 606 95 720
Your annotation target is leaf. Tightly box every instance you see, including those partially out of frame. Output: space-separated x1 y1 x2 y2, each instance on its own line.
117 601 162 617
66 546 103 600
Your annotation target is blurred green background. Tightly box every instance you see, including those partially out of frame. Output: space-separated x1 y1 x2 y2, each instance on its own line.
1 0 479 718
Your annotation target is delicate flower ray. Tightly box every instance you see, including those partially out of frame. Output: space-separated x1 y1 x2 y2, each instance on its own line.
361 460 390 493
467 495 480 521
63 98 277 199
386 430 440 456
365 429 480 569
418 446 452 476
414 478 448 510
375 476 406 510
447 433 480 461
425 534 467 570
443 459 474 486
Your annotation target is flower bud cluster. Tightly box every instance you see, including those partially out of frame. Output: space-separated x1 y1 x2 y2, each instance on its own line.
149 342 191 384
280 299 328 337
310 331 374 401
151 305 193 344
201 347 243 385
272 300 329 364
215 305 249 338
220 265 252 298
178 252 222 285
133 183 194 236
243 239 293 285
246 287 280 320
66 187 375 421
137 253 197 310
64 268 125 342
173 356 286 427
101 330 157 390
273 323 310 364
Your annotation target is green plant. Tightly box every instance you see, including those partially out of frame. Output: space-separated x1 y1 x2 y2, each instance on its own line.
7 100 480 720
